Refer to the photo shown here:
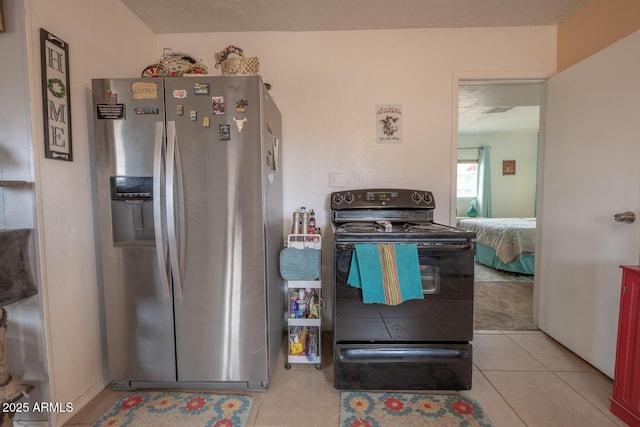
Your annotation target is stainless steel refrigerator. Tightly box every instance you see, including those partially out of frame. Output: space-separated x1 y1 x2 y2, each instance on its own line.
91 76 283 391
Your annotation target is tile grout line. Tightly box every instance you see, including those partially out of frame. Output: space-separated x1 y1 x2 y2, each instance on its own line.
503 333 554 372
476 330 530 426
476 369 530 427
551 371 624 427
497 332 621 426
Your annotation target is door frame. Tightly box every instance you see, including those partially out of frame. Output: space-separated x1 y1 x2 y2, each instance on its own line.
450 72 551 325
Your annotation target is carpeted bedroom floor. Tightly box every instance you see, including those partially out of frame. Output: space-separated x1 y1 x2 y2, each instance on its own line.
473 262 536 331
473 262 533 284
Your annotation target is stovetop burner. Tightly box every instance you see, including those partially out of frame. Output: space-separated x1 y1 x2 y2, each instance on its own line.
337 222 381 233
330 188 476 242
404 222 451 232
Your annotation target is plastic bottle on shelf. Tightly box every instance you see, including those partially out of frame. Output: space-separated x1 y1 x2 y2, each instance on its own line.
308 210 316 233
296 299 306 318
290 292 298 318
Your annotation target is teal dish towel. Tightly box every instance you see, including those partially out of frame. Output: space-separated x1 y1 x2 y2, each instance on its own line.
347 243 423 305
279 247 320 281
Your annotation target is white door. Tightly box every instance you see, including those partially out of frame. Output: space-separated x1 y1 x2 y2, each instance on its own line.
538 30 640 377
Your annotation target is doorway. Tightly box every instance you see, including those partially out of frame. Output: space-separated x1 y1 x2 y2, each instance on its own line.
455 81 543 331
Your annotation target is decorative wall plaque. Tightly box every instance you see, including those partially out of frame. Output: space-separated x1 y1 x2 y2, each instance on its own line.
503 160 516 175
40 29 72 161
376 104 402 144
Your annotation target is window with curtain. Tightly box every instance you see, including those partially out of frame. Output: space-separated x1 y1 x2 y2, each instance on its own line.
456 161 478 198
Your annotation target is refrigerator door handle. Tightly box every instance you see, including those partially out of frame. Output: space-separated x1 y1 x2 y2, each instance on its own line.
153 121 171 299
174 126 186 289
166 121 184 298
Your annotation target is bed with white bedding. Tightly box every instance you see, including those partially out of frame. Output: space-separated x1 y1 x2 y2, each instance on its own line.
455 217 535 275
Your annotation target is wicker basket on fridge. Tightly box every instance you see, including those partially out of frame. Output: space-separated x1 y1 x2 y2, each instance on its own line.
215 45 259 76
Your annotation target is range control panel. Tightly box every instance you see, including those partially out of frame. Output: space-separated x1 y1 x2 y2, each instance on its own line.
331 188 435 209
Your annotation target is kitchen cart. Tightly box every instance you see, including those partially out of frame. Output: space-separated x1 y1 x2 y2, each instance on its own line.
285 234 322 369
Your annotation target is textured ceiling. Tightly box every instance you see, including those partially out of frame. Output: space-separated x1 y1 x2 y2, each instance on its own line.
120 0 564 133
120 0 592 33
458 83 542 134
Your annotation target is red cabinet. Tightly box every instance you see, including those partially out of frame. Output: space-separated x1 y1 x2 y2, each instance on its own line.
611 265 640 427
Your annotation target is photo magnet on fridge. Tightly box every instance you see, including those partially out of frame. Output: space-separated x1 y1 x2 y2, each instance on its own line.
193 83 209 95
219 124 231 140
213 96 225 115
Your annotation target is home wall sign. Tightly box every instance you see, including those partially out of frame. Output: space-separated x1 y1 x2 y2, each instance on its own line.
40 29 72 161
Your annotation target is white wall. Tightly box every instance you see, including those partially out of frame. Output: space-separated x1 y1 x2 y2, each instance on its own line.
22 1 155 424
156 28 556 230
458 130 539 217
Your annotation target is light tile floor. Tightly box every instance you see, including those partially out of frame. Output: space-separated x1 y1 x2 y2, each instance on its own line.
63 330 625 427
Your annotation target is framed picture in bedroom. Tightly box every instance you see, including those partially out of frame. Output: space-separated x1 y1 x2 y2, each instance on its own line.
503 160 516 175
0 1 4 32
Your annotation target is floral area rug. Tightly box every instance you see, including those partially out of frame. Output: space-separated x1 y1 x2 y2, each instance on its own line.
92 391 252 427
340 392 493 427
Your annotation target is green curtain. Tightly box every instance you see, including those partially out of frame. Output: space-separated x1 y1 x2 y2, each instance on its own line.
534 132 539 217
477 146 492 217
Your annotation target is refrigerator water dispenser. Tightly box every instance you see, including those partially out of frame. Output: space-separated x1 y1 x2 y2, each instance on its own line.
110 176 155 245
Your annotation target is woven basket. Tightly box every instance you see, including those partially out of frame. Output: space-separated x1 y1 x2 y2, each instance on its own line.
221 55 259 76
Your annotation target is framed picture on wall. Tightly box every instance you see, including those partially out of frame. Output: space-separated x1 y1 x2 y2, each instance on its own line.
503 160 516 175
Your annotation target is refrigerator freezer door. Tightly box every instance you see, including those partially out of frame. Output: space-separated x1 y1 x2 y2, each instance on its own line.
92 78 176 382
165 77 271 385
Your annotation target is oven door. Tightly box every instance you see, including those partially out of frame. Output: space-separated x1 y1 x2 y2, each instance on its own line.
333 240 475 391
333 241 475 343
334 342 472 390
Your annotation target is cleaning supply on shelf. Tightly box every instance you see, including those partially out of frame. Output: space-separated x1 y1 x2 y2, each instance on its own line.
289 292 298 318
308 210 316 233
296 299 306 318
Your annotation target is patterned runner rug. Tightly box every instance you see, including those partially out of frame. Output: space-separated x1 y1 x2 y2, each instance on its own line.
92 391 252 427
340 392 493 427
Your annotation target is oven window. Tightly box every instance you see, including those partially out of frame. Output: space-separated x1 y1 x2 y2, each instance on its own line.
335 248 442 295
420 264 440 294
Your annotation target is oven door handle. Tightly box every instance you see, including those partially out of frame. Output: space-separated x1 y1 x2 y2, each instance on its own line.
338 348 468 363
335 242 474 251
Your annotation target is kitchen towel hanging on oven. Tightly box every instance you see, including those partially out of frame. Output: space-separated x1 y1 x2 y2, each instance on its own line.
347 243 423 305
